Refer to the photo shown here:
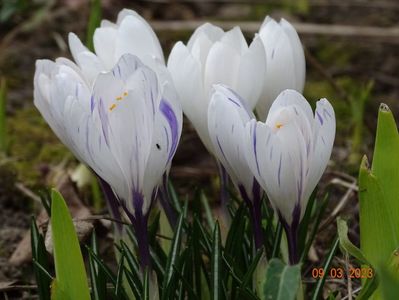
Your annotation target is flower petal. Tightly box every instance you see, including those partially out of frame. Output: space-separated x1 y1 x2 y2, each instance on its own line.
187 23 224 50
305 98 335 201
167 42 213 151
115 14 164 65
208 85 255 197
235 36 266 109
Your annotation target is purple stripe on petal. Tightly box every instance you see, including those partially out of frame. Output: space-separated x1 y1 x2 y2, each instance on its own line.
98 98 110 147
253 122 261 176
90 95 95 113
277 152 282 187
216 135 227 161
227 97 241 107
316 111 323 125
323 108 332 118
160 99 179 162
163 126 169 151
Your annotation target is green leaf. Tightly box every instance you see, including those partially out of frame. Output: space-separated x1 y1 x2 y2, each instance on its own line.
311 237 339 300
88 232 107 300
263 258 301 300
50 189 90 300
379 265 399 300
31 217 51 300
337 217 369 265
359 156 396 264
337 217 379 300
162 214 184 300
211 222 222 300
86 0 101 51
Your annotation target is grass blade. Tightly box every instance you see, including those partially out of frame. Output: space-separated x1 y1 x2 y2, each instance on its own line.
211 222 222 300
88 232 107 300
31 217 51 300
0 77 7 153
162 214 184 300
311 237 339 300
85 0 101 51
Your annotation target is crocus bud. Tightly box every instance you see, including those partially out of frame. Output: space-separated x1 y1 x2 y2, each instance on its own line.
256 17 306 120
245 89 335 263
208 84 264 249
168 23 266 152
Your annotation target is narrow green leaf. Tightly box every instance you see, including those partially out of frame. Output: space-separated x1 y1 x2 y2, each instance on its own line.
272 221 283 259
88 232 107 300
31 217 51 300
211 222 222 300
311 237 339 300
50 189 90 300
300 194 329 263
115 253 125 297
142 268 150 300
263 258 301 300
86 0 101 51
168 179 182 214
162 214 184 300
201 191 215 230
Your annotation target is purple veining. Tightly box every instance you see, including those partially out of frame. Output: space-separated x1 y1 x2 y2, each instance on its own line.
277 153 282 187
216 136 227 161
160 99 179 162
252 122 261 176
227 97 241 107
98 98 110 147
316 111 323 125
323 107 332 118
90 95 95 113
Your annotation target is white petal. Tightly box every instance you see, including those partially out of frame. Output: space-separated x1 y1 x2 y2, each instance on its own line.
187 23 224 50
305 98 335 201
115 14 164 64
267 89 313 126
143 93 182 214
93 27 118 69
256 19 298 120
204 41 241 97
167 42 213 152
189 32 214 75
280 19 306 91
235 36 266 109
220 26 248 54
208 85 255 197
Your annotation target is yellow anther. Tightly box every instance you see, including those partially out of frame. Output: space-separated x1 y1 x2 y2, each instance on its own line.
116 96 123 101
109 103 117 111
276 123 283 129
123 91 128 97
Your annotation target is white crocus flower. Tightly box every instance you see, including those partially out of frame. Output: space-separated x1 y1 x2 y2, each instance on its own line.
168 23 266 152
256 16 306 120
245 89 335 263
34 53 182 266
208 84 264 249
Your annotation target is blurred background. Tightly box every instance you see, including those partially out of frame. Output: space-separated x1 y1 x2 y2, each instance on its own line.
0 0 398 298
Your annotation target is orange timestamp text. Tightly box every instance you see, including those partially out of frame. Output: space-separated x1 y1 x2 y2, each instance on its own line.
311 267 373 279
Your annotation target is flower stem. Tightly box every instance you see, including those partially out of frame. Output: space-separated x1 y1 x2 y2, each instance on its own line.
239 183 264 250
132 212 151 270
285 225 299 265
